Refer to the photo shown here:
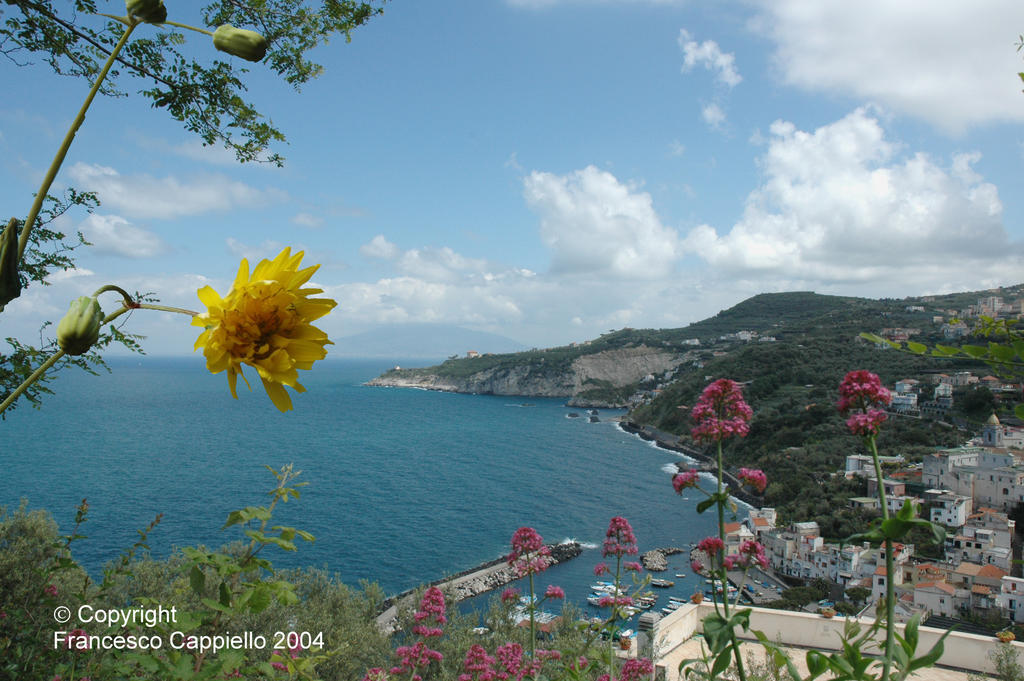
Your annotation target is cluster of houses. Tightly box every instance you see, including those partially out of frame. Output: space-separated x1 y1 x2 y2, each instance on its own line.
725 396 1024 624
882 371 1022 420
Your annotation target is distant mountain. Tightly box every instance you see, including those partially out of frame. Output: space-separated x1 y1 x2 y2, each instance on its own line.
329 324 528 359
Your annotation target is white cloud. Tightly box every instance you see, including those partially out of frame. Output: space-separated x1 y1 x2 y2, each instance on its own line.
701 102 726 130
678 29 742 88
749 0 1024 132
360 234 399 260
291 212 324 229
225 237 287 262
522 165 681 279
67 163 285 219
683 108 1020 291
397 247 490 283
668 140 686 156
80 214 167 258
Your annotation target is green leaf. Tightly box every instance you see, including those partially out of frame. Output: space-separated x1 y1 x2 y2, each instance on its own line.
805 651 828 679
905 341 927 354
1015 404 1024 421
696 497 717 514
200 597 232 615
218 581 231 608
710 646 732 678
961 344 988 359
907 634 947 673
990 342 1016 363
189 565 204 595
932 344 960 357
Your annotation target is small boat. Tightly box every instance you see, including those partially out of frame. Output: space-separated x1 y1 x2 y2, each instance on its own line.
650 578 675 588
675 573 686 578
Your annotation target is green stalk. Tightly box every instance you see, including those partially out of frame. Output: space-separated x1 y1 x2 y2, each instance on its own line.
716 439 747 681
528 569 536 662
17 20 138 261
869 434 894 681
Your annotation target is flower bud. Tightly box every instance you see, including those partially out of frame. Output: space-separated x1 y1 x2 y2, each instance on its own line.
57 297 103 356
213 25 268 63
0 219 21 310
126 0 167 24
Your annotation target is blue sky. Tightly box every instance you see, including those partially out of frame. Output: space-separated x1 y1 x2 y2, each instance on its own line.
3 0 1024 355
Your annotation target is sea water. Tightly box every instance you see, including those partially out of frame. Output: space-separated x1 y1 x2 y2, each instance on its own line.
1 357 720 612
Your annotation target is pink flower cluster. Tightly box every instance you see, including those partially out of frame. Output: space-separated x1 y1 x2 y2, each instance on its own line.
500 587 520 603
690 379 753 443
390 587 446 680
723 540 769 571
624 561 643 572
737 467 767 494
459 644 497 681
846 410 888 437
672 469 699 494
597 595 634 609
544 584 565 599
271 644 303 671
837 370 891 413
44 584 58 597
837 370 891 436
412 586 447 637
696 536 724 557
596 658 655 681
602 516 638 558
362 669 389 681
507 526 552 577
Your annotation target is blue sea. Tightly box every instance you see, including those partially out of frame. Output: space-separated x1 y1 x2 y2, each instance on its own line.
1 357 720 614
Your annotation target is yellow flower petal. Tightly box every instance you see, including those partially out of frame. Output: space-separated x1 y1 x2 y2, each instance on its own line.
193 247 336 411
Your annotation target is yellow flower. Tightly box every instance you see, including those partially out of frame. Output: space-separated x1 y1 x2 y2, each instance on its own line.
192 248 336 411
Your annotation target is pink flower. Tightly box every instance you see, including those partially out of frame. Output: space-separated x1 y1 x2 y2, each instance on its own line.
602 516 639 558
495 642 538 679
544 584 565 599
413 586 447 626
65 629 87 651
507 527 551 577
271 660 287 671
537 649 562 661
44 584 58 597
837 370 892 414
690 379 753 443
697 536 724 562
620 658 655 681
362 669 389 681
846 409 888 437
501 587 520 603
624 561 643 572
594 562 609 576
723 554 739 570
459 644 496 681
392 641 443 681
672 469 699 493
737 467 767 494
690 559 704 574
725 540 770 571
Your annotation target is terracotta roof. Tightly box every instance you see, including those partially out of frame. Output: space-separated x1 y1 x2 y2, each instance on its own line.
752 517 770 527
723 522 743 534
874 565 888 576
955 562 983 576
915 581 955 595
972 585 993 595
978 564 1008 579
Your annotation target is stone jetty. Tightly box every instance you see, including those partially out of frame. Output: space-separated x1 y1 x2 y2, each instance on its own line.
641 547 686 572
375 541 583 632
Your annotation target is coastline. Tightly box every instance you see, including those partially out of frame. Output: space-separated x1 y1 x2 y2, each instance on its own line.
618 421 764 509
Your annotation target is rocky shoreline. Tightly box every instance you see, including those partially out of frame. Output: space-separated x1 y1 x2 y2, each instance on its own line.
376 541 583 631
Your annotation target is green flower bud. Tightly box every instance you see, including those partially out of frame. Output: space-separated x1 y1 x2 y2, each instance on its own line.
57 297 103 356
126 0 167 24
213 24 268 63
0 219 21 311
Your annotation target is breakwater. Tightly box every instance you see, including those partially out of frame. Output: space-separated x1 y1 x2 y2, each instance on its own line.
619 421 764 508
376 541 583 631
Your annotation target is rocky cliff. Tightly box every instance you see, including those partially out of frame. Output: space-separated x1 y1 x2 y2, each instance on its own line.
366 345 685 406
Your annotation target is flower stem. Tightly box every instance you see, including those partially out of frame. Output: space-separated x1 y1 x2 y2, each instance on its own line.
528 570 536 662
869 434 894 681
0 306 130 415
715 440 747 681
17 20 138 261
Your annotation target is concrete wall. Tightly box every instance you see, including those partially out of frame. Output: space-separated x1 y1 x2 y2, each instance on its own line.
654 602 1020 676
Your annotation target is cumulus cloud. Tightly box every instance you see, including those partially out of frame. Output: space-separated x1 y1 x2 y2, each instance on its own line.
683 108 1019 291
522 165 681 279
360 234 399 260
225 237 287 261
507 0 685 7
701 102 726 130
291 212 324 228
749 0 1024 131
678 29 742 88
67 163 285 219
80 214 167 258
